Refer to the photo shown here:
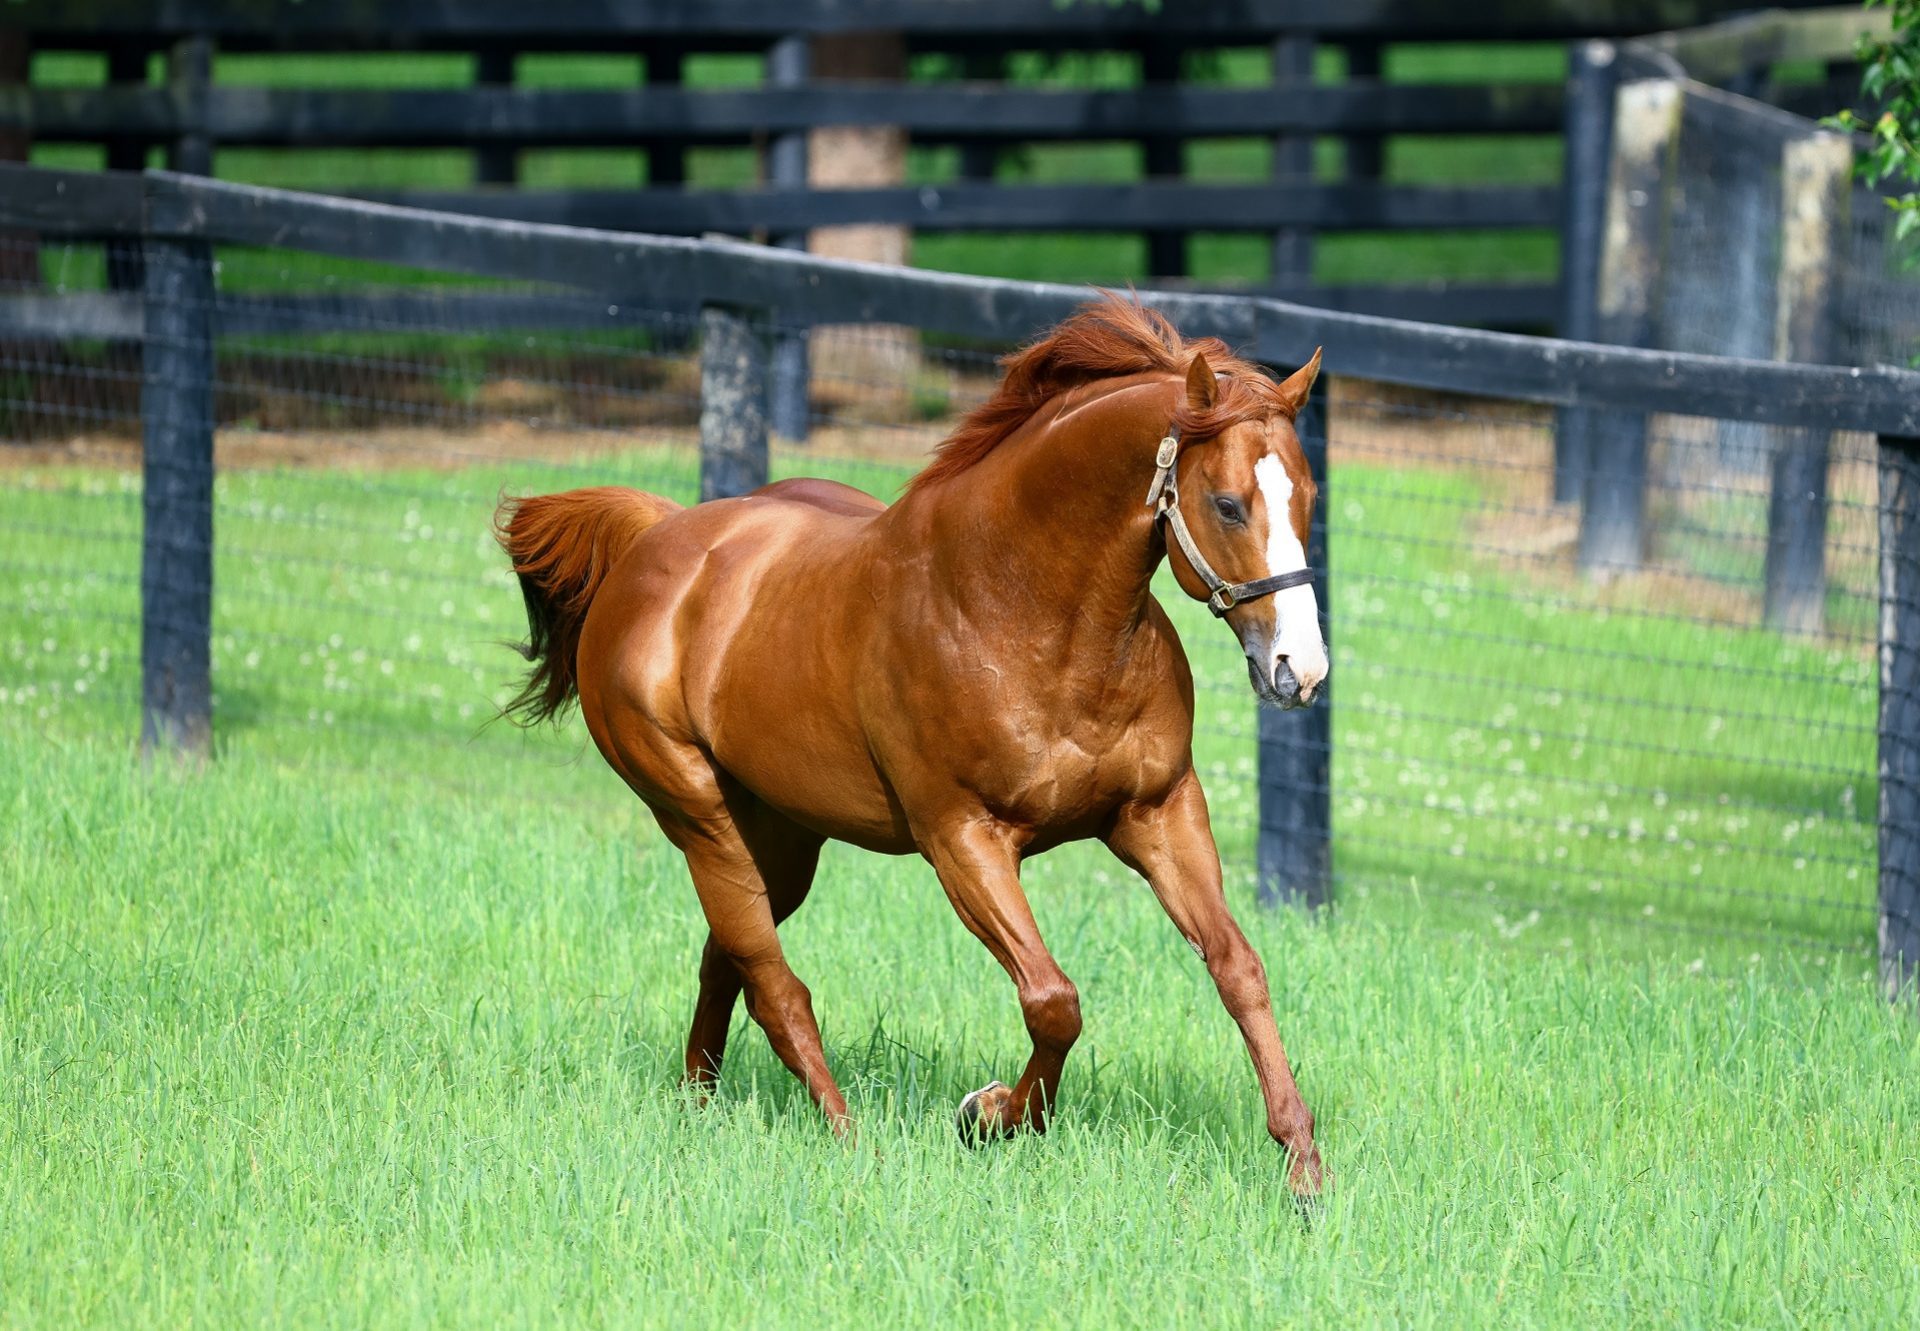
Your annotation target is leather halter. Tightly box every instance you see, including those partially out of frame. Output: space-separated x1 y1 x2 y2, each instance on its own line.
1145 429 1316 619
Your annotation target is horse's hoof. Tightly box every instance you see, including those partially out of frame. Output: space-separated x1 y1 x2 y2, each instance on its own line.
1288 1153 1328 1217
954 1080 1012 1146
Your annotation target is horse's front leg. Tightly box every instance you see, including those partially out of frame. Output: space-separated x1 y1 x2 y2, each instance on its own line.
1106 771 1325 1197
920 820 1081 1142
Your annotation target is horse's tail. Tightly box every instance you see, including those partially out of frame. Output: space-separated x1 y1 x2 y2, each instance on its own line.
493 486 681 725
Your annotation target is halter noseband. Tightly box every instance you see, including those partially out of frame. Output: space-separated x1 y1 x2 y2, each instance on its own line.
1145 429 1316 619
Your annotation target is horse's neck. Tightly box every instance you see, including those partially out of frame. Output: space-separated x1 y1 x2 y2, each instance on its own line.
907 375 1177 654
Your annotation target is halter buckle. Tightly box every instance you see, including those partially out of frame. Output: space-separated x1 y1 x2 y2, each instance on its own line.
1145 434 1181 509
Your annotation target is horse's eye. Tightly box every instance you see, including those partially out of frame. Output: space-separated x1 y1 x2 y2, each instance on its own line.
1213 497 1245 525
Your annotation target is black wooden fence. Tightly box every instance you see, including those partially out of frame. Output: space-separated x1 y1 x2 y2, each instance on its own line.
0 0 1838 333
4 160 1919 994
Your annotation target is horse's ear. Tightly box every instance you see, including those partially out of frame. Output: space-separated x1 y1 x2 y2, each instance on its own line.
1184 351 1217 411
1275 347 1323 416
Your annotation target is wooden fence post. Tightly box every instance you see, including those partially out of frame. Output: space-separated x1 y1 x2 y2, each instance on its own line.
474 47 517 186
1880 432 1920 1004
957 52 1004 184
1554 39 1617 503
700 303 771 502
1258 373 1331 910
0 25 27 163
767 33 810 443
1270 33 1314 295
103 44 150 369
167 36 212 175
1578 78 1679 579
644 46 686 188
640 45 691 356
1344 39 1384 188
140 235 216 761
1138 42 1185 280
1763 131 1852 635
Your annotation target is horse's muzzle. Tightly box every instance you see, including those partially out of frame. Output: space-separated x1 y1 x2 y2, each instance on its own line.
1247 655 1318 710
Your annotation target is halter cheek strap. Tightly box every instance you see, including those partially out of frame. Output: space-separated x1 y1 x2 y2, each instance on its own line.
1145 429 1316 619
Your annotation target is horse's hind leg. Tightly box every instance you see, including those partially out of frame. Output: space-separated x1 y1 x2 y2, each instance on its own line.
667 816 849 1132
684 937 743 1094
684 816 823 1096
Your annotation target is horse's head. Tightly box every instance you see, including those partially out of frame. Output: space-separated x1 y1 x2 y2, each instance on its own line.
1159 349 1327 709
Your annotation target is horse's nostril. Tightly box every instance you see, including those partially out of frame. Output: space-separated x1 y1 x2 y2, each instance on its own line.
1273 657 1300 697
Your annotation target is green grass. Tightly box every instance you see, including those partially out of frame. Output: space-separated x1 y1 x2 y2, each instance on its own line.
4 717 1916 1328
1331 462 1875 946
1 415 1908 1326
7 34 1906 1323
1 430 1879 951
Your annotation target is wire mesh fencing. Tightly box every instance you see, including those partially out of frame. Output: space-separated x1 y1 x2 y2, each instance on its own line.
1 237 1011 813
0 208 1906 965
1658 82 1920 377
1535 25 1918 971
1326 384 1878 955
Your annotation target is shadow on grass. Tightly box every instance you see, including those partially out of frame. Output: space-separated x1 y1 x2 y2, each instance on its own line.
633 1005 1315 1153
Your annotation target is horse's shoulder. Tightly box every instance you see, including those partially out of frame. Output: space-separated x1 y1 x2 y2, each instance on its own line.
756 477 888 517
1137 596 1198 709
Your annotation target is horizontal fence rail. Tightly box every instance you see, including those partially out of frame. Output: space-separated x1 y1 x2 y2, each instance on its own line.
342 183 1565 236
4 167 1914 437
2 159 1916 989
5 83 1571 143
1628 4 1891 88
0 1 1837 42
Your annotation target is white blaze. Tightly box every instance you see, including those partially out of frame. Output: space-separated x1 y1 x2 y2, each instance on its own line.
1253 454 1328 696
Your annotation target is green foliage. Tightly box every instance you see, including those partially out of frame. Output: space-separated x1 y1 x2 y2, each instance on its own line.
1831 0 1920 253
909 382 953 421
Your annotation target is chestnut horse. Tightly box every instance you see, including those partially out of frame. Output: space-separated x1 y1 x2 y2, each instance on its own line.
496 297 1329 1193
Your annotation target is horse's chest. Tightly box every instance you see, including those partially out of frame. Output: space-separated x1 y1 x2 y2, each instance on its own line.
968 703 1179 827
869 612 1191 832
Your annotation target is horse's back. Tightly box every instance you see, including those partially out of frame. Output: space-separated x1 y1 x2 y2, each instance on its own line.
625 478 884 566
589 477 883 670
756 476 887 517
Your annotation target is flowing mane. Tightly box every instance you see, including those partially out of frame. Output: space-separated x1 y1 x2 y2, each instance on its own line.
906 293 1292 495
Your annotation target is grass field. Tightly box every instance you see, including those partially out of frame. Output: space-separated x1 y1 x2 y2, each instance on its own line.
4 704 1917 1327
7 30 1912 1329
3 409 1912 1324
3 411 1881 932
